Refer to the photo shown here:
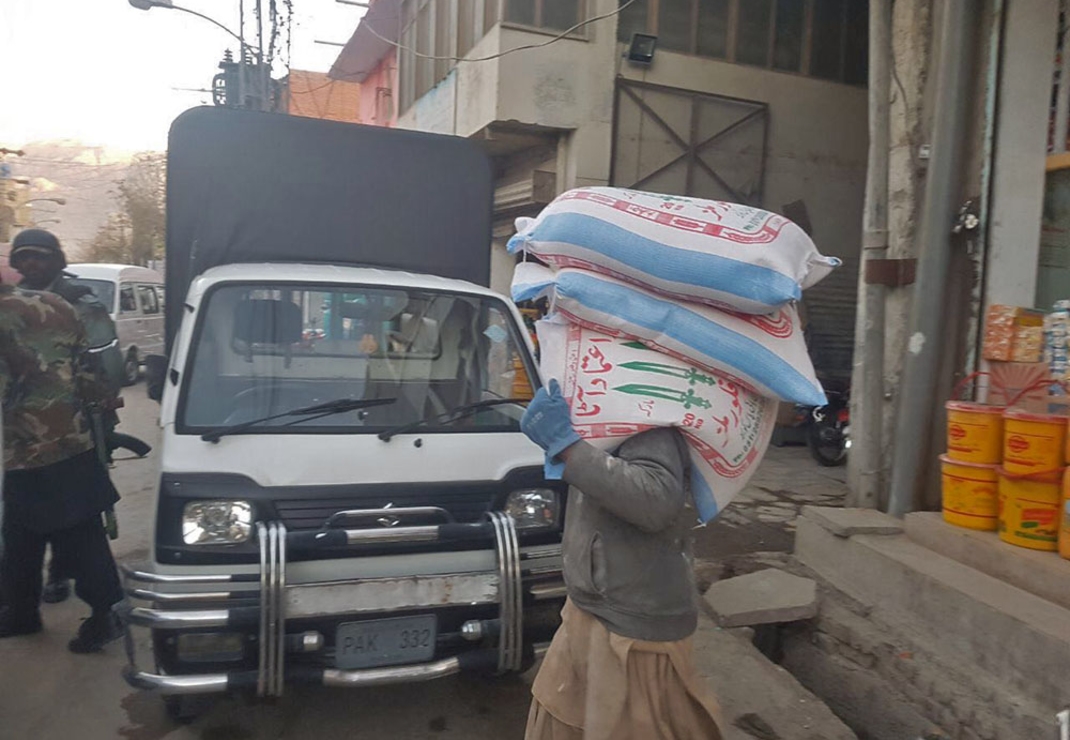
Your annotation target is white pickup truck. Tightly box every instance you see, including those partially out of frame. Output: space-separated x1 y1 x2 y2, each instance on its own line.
121 107 564 718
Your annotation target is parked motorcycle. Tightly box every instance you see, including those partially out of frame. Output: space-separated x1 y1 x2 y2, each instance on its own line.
806 386 850 467
772 382 850 467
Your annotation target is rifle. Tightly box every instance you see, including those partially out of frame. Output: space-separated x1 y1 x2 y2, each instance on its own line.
87 404 119 541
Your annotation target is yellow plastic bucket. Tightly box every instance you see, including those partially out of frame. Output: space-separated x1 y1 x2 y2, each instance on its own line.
1060 469 1070 560
1002 410 1067 475
945 402 1004 464
998 467 1062 551
939 455 998 530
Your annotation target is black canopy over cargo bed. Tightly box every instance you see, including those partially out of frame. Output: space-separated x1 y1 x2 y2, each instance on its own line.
164 106 493 351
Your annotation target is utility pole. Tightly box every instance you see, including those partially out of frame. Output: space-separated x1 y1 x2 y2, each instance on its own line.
256 0 268 111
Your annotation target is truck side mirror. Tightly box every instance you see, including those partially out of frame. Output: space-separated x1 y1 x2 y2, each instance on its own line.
144 354 167 403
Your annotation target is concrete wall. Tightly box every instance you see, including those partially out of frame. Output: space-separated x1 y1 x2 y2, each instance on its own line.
984 0 1060 310
619 54 868 262
358 50 398 127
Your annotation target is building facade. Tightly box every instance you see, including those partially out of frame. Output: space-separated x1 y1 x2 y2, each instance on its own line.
331 0 870 380
283 69 364 123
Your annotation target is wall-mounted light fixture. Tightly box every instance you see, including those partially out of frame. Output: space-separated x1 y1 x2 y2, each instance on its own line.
627 33 657 66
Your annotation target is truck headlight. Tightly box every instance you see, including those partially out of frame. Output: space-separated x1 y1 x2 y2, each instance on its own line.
182 500 253 545
503 489 560 529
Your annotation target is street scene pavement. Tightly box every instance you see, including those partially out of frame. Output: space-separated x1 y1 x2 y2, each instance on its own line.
0 386 847 739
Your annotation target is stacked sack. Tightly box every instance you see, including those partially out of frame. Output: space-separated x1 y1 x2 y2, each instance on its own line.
509 187 838 523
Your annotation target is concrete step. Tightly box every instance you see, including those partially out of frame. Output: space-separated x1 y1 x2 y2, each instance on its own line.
796 506 1070 717
905 511 1070 612
692 615 858 740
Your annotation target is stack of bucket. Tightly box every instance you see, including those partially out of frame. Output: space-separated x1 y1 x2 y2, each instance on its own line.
1000 409 1066 552
943 398 1004 532
943 378 1070 554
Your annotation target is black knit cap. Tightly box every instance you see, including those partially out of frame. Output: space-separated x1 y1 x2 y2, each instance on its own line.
11 228 66 269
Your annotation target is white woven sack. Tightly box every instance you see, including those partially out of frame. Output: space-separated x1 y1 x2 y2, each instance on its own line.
508 187 839 315
513 264 824 406
537 319 776 523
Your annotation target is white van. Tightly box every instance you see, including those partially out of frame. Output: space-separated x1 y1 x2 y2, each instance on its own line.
67 264 166 385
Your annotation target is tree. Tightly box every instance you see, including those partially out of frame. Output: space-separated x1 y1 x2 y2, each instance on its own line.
84 211 133 264
83 153 165 266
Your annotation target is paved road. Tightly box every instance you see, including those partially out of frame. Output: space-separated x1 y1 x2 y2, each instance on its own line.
0 387 848 739
0 387 538 740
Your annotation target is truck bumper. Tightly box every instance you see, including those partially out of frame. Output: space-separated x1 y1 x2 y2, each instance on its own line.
118 513 564 697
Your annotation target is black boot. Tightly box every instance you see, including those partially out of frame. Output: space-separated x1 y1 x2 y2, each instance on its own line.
0 608 43 639
42 579 71 604
68 610 122 654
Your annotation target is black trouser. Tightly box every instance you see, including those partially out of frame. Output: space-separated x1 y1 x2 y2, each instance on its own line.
1 514 123 622
47 543 70 584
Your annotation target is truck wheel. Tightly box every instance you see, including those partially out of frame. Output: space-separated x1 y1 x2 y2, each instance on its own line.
123 350 140 386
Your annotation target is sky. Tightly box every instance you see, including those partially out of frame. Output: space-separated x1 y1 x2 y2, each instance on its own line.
0 0 364 153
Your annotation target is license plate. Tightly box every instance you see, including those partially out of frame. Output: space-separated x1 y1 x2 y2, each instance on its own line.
335 615 437 670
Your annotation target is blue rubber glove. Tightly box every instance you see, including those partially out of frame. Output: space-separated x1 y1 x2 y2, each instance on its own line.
521 379 582 462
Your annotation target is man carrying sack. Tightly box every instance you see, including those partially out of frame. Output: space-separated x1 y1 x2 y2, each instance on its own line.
520 380 724 740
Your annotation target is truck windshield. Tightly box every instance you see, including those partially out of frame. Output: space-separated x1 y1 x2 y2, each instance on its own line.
178 283 535 435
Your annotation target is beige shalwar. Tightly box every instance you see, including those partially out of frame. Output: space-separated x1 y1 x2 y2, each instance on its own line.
525 600 724 740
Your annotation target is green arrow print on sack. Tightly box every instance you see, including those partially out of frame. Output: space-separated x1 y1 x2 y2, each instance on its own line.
613 384 713 410
618 361 718 387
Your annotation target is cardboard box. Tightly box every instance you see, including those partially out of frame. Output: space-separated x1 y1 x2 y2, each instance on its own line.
988 361 1050 412
983 305 1045 362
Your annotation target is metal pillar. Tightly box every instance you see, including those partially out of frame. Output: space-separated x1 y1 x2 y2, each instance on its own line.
887 0 974 518
851 0 893 509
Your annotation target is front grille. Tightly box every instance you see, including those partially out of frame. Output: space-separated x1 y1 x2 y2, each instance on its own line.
274 492 492 531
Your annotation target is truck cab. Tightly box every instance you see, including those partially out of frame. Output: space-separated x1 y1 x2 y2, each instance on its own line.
119 108 564 710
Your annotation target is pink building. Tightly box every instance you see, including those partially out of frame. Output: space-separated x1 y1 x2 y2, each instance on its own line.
328 0 398 128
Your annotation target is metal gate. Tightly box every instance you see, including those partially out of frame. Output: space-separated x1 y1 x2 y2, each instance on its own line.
610 79 769 205
610 78 855 382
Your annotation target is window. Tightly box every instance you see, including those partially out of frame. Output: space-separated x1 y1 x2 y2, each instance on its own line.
615 0 867 85
696 0 729 59
179 283 532 435
138 284 160 315
617 0 650 43
658 0 693 53
543 0 582 30
68 278 116 314
505 0 581 31
506 0 536 25
772 0 805 71
737 1 772 66
154 285 166 311
843 0 868 85
811 0 846 80
119 285 137 314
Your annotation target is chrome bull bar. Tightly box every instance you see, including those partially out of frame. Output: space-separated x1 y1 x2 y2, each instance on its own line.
119 511 543 697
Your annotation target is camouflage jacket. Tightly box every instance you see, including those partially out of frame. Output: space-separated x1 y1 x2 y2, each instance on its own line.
39 273 125 396
0 284 107 471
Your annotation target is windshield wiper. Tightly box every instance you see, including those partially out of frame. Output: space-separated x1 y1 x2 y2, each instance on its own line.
378 398 529 442
202 397 398 443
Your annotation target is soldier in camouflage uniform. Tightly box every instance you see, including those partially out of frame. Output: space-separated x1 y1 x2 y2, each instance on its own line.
0 276 124 653
11 229 127 604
